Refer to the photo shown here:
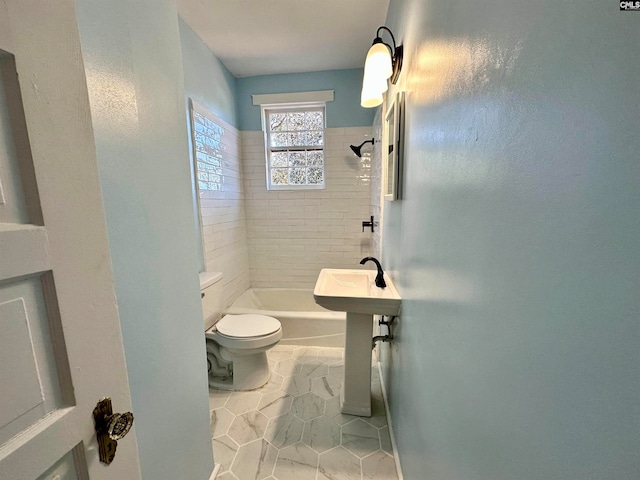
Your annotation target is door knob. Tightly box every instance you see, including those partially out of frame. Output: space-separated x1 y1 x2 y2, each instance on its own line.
93 398 134 465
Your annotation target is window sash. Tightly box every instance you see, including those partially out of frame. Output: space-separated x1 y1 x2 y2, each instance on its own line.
263 105 326 190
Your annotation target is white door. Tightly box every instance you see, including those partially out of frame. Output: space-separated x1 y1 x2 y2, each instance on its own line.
0 1 142 478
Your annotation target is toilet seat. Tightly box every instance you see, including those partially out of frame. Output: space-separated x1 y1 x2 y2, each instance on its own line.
206 314 283 351
216 314 281 339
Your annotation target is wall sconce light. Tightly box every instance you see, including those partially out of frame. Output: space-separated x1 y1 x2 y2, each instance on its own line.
360 26 403 108
350 138 375 157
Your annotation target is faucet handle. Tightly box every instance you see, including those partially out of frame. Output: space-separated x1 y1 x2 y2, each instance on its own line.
362 215 375 233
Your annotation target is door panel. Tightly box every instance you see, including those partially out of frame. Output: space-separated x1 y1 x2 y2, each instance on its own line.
0 1 141 478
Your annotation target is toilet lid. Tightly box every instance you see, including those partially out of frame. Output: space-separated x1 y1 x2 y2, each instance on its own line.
216 314 281 338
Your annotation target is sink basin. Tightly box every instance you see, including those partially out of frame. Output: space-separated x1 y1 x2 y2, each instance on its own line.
313 268 401 316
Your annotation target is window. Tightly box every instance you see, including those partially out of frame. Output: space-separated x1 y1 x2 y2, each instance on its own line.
263 105 325 190
190 101 224 192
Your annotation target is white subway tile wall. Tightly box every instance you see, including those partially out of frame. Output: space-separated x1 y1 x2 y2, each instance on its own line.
241 127 374 288
197 115 251 308
370 109 384 260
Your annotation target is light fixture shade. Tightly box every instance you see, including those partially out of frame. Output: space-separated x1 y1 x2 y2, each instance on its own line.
360 87 384 108
364 42 393 80
362 67 388 94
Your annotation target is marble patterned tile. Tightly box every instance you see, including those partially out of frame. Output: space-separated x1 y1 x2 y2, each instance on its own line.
264 413 304 449
216 471 239 480
363 395 388 428
208 346 395 480
275 358 301 377
311 375 341 400
323 396 359 425
283 374 311 396
379 425 393 454
362 450 398 479
292 347 319 363
209 389 231 410
231 439 278 480
327 365 344 379
291 392 324 421
212 435 239 473
341 419 381 458
228 410 269 445
300 361 329 378
211 408 235 438
261 372 284 391
316 348 343 365
226 391 262 415
302 416 340 453
273 443 319 480
317 446 361 480
258 390 293 418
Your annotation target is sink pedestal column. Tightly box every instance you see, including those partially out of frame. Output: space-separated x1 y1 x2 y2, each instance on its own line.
340 312 373 416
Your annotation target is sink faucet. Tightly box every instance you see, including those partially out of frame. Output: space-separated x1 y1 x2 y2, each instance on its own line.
359 257 386 288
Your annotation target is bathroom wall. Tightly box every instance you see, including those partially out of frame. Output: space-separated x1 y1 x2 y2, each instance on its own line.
236 69 375 131
179 17 237 128
242 126 374 288
378 0 640 479
75 2 214 479
239 70 378 288
180 19 251 308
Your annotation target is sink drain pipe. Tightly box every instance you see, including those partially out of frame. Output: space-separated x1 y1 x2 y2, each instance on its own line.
372 315 396 350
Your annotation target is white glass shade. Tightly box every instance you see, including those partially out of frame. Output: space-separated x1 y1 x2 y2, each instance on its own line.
360 86 383 108
361 68 387 96
364 42 393 80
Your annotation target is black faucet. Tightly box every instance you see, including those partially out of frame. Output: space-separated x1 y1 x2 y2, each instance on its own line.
360 256 386 288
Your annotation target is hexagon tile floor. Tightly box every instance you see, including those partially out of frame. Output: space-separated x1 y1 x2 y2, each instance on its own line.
209 345 399 480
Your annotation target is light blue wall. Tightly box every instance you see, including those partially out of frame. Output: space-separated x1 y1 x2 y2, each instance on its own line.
75 1 214 479
237 69 375 130
178 18 239 271
380 1 640 479
179 17 238 128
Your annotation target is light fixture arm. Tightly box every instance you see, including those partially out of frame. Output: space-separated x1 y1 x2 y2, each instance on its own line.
376 26 397 55
371 25 403 85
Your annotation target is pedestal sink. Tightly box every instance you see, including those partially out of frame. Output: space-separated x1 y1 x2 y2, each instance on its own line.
313 269 401 416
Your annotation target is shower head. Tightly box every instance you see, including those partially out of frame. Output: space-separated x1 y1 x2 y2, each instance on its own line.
349 138 375 158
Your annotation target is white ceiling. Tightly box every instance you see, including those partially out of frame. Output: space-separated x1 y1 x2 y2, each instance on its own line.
177 0 390 78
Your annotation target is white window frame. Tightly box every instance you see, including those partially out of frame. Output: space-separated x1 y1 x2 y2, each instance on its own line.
261 102 327 191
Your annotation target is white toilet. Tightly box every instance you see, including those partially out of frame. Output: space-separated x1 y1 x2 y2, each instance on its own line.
200 272 282 390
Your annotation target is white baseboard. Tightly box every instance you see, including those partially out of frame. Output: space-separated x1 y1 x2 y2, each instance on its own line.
209 463 221 480
377 360 404 480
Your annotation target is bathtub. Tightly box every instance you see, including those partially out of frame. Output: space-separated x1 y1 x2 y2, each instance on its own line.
226 288 345 347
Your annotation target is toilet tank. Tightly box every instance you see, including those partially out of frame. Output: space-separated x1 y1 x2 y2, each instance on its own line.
199 271 223 331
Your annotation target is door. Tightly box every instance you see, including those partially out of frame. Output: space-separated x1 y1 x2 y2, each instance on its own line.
0 1 141 478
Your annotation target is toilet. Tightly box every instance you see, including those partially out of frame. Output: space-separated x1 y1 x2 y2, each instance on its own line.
200 272 282 390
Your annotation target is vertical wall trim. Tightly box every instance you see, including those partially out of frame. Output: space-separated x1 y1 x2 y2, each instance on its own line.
377 359 404 480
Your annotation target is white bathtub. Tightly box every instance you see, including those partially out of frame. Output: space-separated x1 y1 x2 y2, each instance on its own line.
226 288 345 347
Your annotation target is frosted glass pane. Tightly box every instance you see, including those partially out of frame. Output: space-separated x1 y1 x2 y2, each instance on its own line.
308 168 323 184
271 169 288 185
289 168 306 184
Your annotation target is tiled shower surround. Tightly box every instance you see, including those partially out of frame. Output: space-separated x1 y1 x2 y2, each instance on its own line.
197 114 251 306
197 120 374 306
242 127 374 288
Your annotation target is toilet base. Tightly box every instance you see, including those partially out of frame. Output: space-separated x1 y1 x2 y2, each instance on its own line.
209 351 270 391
